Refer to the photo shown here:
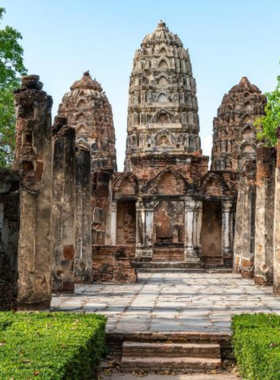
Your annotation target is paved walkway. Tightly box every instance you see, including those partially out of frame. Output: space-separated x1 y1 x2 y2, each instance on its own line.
51 272 280 334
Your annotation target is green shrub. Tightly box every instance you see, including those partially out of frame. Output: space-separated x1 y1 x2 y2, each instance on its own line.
0 312 106 379
232 314 280 380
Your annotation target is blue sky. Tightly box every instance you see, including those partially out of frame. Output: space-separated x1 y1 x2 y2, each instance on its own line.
1 0 279 169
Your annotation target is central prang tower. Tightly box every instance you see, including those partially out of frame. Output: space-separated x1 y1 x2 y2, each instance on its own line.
124 21 204 176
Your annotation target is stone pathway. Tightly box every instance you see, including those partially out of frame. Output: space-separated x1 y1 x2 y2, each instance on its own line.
51 272 280 333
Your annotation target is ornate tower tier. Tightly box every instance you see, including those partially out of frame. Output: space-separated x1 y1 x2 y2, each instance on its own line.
57 71 117 171
211 77 266 172
125 21 203 173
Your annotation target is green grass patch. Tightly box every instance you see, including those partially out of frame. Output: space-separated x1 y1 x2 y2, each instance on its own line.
0 312 106 379
232 313 280 380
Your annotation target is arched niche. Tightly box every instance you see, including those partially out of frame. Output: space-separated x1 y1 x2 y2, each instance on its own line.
155 129 175 146
158 76 169 86
242 126 255 139
158 59 169 69
156 171 185 195
157 93 168 103
201 173 229 197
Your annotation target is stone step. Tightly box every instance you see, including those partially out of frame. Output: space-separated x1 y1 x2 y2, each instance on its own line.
122 342 221 359
138 268 204 273
133 261 203 269
120 356 222 373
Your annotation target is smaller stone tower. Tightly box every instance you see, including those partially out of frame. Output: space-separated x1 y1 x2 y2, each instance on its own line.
211 77 266 172
57 71 117 172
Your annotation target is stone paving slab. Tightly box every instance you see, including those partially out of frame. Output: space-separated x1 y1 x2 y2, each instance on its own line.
51 272 280 334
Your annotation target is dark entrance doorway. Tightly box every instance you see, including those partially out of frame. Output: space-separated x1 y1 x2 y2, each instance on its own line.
201 201 222 266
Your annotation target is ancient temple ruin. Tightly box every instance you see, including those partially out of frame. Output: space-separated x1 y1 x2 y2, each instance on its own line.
1 21 280 311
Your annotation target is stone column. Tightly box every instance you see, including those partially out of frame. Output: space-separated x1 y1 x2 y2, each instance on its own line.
184 198 200 263
144 198 154 254
75 146 92 282
193 200 203 257
14 75 53 310
0 170 20 310
222 200 234 267
52 117 76 293
254 146 276 285
135 198 153 259
109 199 117 245
233 160 256 278
273 127 280 294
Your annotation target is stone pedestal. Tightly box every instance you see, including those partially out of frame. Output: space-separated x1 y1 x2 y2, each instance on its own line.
14 75 53 310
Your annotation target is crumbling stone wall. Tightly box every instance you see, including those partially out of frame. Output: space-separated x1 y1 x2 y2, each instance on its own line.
14 75 53 310
0 170 19 310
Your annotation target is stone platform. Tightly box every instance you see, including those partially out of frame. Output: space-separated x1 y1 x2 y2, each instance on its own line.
51 272 280 334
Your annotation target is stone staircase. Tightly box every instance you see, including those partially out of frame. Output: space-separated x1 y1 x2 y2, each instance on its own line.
120 340 222 374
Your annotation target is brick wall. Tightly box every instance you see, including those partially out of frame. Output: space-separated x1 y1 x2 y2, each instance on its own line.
92 246 137 283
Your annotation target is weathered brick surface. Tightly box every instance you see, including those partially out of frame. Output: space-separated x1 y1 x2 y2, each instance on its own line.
92 246 137 283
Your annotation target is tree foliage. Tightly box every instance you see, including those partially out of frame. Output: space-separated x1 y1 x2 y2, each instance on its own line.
0 7 27 167
255 71 280 147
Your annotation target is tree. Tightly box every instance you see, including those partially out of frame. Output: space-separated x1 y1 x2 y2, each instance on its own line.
255 71 280 147
0 7 27 167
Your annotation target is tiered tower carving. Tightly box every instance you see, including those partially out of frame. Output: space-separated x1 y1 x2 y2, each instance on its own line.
125 21 203 174
57 71 117 171
211 77 266 172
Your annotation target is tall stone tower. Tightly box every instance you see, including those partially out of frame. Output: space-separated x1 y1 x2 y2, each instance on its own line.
57 71 117 171
211 77 266 172
125 21 205 176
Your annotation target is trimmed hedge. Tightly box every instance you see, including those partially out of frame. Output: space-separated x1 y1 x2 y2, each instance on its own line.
232 313 280 380
0 312 106 379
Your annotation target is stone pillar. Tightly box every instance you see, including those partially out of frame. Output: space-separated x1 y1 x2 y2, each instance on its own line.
193 200 203 257
135 198 153 260
75 146 92 282
184 198 200 263
273 127 280 294
222 200 234 267
254 146 276 285
0 170 20 310
144 199 154 252
52 117 76 293
233 160 256 278
14 75 53 310
110 199 117 245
